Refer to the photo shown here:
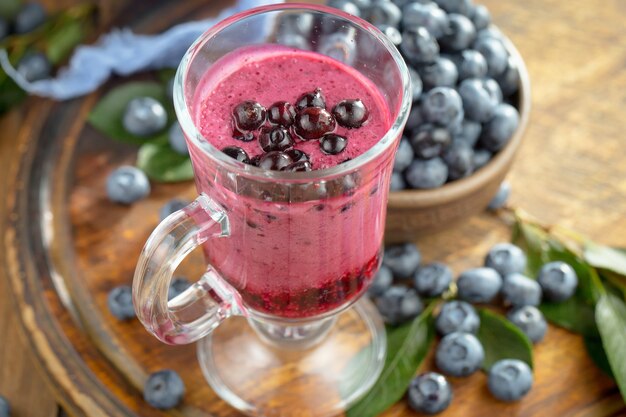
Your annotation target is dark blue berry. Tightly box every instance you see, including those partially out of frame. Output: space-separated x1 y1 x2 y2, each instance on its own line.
320 133 348 155
390 171 407 191
453 119 482 148
257 151 293 171
439 14 476 51
294 107 336 140
383 243 421 278
401 27 440 65
144 370 185 410
367 0 402 27
296 88 326 110
451 49 488 81
107 285 135 320
232 100 266 132
405 105 425 132
473 37 509 77
402 2 448 39
368 265 394 297
277 12 315 38
159 198 189 221
393 137 414 172
471 5 491 30
168 122 188 155
332 98 369 128
318 30 358 65
472 148 492 170
405 158 448 189
327 0 362 16
285 149 310 163
0 396 10 417
282 161 313 172
413 262 452 297
488 359 533 402
458 78 499 122
507 305 547 343
436 332 484 377
233 130 255 142
106 166 150 205
258 127 294 152
168 277 191 300
496 55 521 97
407 372 452 414
123 97 168 137
221 146 250 163
436 300 480 335
537 261 578 302
434 0 473 15
14 2 46 34
479 103 519 152
457 267 503 303
16 51 51 82
443 141 474 181
268 101 296 127
408 67 423 102
485 243 527 277
410 123 452 159
483 77 503 103
421 87 464 127
487 181 510 210
376 24 402 46
502 273 542 308
418 56 459 90
375 286 423 325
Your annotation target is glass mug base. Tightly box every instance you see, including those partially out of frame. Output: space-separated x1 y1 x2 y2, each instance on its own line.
197 298 386 417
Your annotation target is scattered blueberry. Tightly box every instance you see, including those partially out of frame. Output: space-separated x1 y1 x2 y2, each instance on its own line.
436 332 484 377
472 148 492 170
106 166 150 205
14 2 46 34
168 277 191 300
296 88 326 110
471 4 492 31
414 262 452 297
326 0 361 16
488 359 533 402
390 171 407 191
458 78 499 122
232 100 266 132
376 24 403 47
16 51 51 82
222 146 250 163
401 27 440 65
457 267 503 303
418 56 459 90
320 133 348 155
434 0 473 15
537 261 578 302
402 2 448 39
473 36 509 78
394 137 414 172
405 157 448 189
439 13 476 52
159 198 189 221
0 396 10 417
410 124 452 159
294 107 336 139
421 87 464 127
367 0 402 27
285 148 310 163
144 370 185 410
487 181 511 210
502 273 542 308
485 243 527 277
443 141 474 181
436 300 480 335
383 242 421 279
408 67 424 102
407 372 453 414
453 119 482 148
123 97 168 137
375 286 423 325
479 103 519 152
257 151 292 171
451 49 488 81
496 55 521 97
282 160 313 172
168 122 188 155
507 305 547 343
332 98 369 128
107 285 135 320
258 126 294 152
268 101 296 127
368 265 393 297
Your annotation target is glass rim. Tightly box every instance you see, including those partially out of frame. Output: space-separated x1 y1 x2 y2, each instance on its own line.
173 3 412 181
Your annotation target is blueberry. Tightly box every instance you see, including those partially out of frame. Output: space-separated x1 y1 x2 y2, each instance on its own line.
294 107 336 139
421 87 464 127
282 161 313 172
453 119 482 148
367 0 402 27
285 149 310 163
457 267 503 303
436 300 480 335
394 137 414 172
376 24 403 46
405 157 448 189
144 370 185 409
483 77 503 103
414 262 452 297
332 99 369 128
351 0 373 11
222 146 250 163
407 372 453 414
257 151 293 171
296 88 326 110
159 198 189 221
488 359 533 402
496 55 521 97
390 171 407 191
408 67 423 102
451 49 488 81
16 52 51 82
375 286 423 325
168 277 191 300
268 101 296 127
401 2 448 39
258 127 294 152
537 261 578 302
479 103 520 151
0 17 8 41
401 27 440 65
471 4 491 31
405 105 425 132
487 181 510 210
326 0 361 16
433 0 473 15
368 265 394 297
418 56 459 90
502 273 542 308
507 305 547 343
168 122 188 155
443 141 474 181
320 133 348 155
457 78 499 122
439 14 476 51
233 130 255 142
485 243 527 277
318 30 358 65
123 97 168 137
436 332 484 377
277 12 315 38
232 100 266 132
410 124 452 158
14 2 46 34
472 148 492 170
106 166 150 204
473 37 509 78
107 285 135 320
0 396 10 417
383 243 421 278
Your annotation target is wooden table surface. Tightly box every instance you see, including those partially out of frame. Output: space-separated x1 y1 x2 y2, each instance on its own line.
1 0 626 416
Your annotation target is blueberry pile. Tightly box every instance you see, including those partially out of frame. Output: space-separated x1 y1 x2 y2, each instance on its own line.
219 88 369 171
326 0 522 190
370 241 579 412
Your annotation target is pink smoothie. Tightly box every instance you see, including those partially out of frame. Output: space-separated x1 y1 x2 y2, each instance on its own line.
189 46 395 318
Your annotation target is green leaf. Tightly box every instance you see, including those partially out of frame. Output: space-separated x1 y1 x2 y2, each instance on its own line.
158 68 177 84
476 309 533 371
595 293 626 401
346 303 436 417
0 77 27 115
88 82 172 145
585 243 626 277
539 298 598 338
46 19 84 65
136 138 193 183
584 336 615 379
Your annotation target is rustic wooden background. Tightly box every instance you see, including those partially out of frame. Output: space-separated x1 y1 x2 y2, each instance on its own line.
1 0 626 416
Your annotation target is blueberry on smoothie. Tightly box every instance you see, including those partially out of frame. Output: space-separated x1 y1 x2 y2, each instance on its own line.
285 149 310 163
257 151 293 171
294 107 337 139
221 146 250 163
332 98 369 128
320 133 348 155
268 101 297 127
282 161 313 172
296 88 326 110
258 127 294 152
232 100 266 132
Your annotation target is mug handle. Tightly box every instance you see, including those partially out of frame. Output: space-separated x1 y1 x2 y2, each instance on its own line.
133 194 245 345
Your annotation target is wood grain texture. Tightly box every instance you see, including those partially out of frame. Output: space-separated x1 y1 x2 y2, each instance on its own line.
1 0 626 417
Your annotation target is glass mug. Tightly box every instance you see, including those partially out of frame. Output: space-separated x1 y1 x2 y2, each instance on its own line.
133 4 410 416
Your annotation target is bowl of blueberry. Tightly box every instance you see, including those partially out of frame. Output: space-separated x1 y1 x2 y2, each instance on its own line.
327 0 531 241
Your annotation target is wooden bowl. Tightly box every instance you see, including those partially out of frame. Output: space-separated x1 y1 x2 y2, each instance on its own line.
385 36 531 243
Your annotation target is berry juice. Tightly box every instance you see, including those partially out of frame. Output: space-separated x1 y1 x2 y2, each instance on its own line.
188 46 397 318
